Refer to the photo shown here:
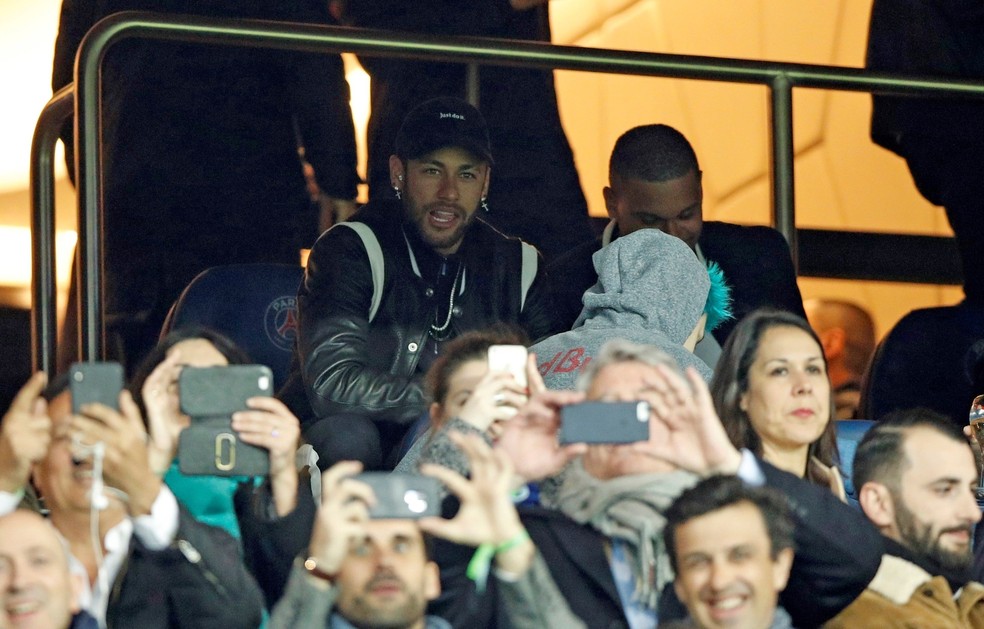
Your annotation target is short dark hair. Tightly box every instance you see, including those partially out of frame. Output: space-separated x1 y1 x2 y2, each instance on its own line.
664 475 795 573
710 309 839 486
609 124 700 184
852 407 967 495
425 324 529 413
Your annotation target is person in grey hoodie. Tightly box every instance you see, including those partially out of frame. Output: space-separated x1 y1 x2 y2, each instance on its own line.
533 228 731 390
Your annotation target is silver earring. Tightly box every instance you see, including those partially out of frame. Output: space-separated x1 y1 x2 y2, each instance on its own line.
398 175 404 182
393 186 402 200
481 196 489 213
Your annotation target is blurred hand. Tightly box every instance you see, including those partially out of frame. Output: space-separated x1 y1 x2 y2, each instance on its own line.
232 397 302 516
419 432 534 575
318 196 358 233
458 371 527 437
141 350 185 475
0 373 50 493
71 391 162 516
308 461 373 574
496 390 587 483
629 365 742 476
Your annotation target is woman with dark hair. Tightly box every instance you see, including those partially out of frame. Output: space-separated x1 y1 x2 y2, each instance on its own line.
130 326 302 536
710 309 843 498
396 325 535 476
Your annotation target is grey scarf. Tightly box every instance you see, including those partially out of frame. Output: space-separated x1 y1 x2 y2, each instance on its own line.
546 459 697 610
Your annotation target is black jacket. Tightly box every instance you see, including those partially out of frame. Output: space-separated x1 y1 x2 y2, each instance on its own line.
548 221 806 343
290 199 558 425
106 505 264 629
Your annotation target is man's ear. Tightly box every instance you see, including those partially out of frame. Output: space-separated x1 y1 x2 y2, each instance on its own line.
389 155 405 191
481 166 491 198
819 327 846 361
858 481 896 529
772 547 794 592
428 403 442 425
423 560 441 601
602 186 617 220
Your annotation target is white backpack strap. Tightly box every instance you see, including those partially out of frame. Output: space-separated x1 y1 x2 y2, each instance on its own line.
337 222 384 323
520 242 538 312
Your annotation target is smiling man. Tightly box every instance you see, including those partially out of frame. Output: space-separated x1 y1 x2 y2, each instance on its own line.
285 96 558 470
0 510 90 629
663 476 795 629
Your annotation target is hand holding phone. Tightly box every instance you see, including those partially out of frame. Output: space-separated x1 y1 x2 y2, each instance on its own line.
558 401 651 445
353 472 441 519
177 365 274 476
69 362 124 414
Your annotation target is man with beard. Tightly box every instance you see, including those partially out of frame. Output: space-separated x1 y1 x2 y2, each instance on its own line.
625 364 984 627
825 408 984 627
282 96 557 470
270 433 584 628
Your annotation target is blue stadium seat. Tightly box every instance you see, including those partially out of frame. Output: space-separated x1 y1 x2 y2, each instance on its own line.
836 419 876 500
161 263 303 390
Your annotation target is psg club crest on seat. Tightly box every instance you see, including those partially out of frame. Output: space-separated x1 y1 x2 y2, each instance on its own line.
265 296 298 351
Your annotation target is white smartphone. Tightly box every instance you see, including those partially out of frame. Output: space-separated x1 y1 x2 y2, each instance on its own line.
487 344 529 388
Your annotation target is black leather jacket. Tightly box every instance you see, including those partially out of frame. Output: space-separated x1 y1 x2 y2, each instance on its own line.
292 199 558 425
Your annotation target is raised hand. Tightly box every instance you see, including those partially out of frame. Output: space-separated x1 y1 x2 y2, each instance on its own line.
141 350 185 475
307 461 373 575
419 432 534 575
0 373 50 493
232 397 302 515
630 365 742 476
496 390 588 483
458 370 527 436
71 391 163 516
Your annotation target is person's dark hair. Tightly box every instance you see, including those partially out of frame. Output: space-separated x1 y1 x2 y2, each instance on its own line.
663 475 795 573
609 124 700 184
129 326 252 423
425 324 529 416
852 407 966 496
710 309 839 485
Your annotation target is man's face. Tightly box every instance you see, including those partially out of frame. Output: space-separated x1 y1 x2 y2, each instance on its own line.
31 394 93 515
889 428 981 571
390 146 490 257
334 519 440 629
673 502 792 629
582 361 676 479
604 169 703 250
0 510 81 629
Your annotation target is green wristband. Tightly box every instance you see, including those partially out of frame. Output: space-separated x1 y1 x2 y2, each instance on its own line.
466 529 531 593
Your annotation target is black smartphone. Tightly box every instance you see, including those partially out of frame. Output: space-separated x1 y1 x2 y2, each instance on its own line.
69 362 124 414
558 401 651 445
177 365 274 477
354 473 442 519
179 365 274 417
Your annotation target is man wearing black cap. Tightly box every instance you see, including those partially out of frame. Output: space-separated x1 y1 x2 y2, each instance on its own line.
283 97 558 470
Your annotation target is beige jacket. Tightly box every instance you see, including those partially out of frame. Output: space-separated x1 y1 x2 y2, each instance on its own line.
824 554 984 628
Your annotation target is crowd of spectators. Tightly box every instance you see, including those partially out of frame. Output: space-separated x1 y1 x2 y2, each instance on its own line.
8 2 982 628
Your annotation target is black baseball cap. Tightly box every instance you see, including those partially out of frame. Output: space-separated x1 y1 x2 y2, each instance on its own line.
394 97 494 164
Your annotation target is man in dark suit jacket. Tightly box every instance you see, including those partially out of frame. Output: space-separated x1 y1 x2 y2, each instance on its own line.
548 124 805 363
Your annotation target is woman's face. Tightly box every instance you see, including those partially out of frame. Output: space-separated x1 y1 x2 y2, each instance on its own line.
433 358 488 423
739 325 831 452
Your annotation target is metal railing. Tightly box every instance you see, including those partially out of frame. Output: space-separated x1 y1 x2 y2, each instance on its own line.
30 11 984 372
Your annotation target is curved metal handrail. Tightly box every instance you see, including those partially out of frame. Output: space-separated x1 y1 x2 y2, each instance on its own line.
30 11 984 367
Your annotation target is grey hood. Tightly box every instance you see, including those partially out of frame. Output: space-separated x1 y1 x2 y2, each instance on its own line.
576 229 709 345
